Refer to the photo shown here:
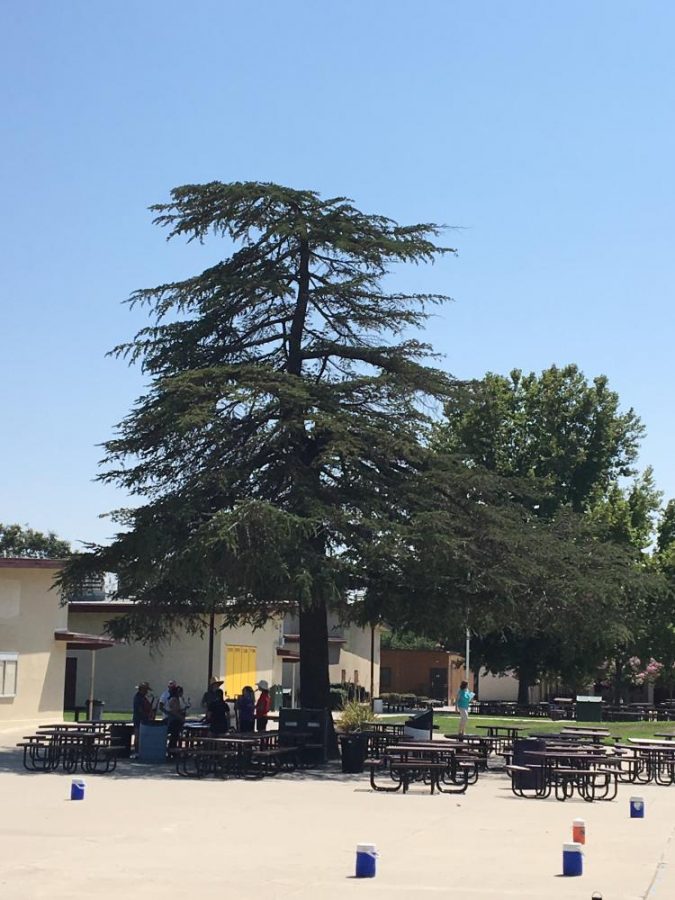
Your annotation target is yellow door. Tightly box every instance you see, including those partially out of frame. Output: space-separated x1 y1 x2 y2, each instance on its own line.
224 644 257 697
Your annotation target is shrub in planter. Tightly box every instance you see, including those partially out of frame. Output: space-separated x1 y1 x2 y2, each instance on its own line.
337 701 373 774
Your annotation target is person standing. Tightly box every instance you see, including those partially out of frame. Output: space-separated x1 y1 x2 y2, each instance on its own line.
236 685 255 733
201 676 224 710
206 688 231 736
456 680 475 738
166 684 187 749
255 680 272 732
132 681 154 755
158 680 177 718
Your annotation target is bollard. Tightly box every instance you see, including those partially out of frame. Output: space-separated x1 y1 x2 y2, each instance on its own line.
562 842 583 877
70 780 86 801
573 818 586 844
355 843 377 878
630 796 645 818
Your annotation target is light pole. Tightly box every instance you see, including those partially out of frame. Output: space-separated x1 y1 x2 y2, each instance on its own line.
464 626 471 683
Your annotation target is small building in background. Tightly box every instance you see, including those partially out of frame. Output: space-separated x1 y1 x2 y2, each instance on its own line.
380 648 467 703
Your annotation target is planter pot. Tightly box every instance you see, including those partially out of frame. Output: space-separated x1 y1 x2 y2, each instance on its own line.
339 733 368 774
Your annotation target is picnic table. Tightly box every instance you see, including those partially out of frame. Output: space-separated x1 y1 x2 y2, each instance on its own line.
614 740 675 785
174 731 299 779
18 727 123 774
511 747 619 802
365 742 476 794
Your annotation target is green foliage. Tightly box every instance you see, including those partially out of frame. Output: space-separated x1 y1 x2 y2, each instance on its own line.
380 630 439 651
435 364 643 515
0 523 71 559
336 700 373 733
430 365 654 700
58 181 456 712
329 685 348 710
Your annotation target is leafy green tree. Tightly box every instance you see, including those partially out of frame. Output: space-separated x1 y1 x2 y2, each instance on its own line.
432 366 649 701
587 470 663 701
0 523 71 559
641 501 675 698
58 181 456 724
437 364 643 515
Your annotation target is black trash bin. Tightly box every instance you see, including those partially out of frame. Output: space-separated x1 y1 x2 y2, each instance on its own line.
88 699 105 721
339 733 369 774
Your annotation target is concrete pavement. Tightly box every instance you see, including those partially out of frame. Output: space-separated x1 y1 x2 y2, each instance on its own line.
1 724 674 899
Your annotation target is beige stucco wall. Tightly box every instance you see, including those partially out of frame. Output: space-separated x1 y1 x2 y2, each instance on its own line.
0 565 67 723
67 611 284 712
478 669 543 703
328 624 380 696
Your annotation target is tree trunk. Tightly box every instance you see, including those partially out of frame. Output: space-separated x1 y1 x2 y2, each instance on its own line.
471 663 481 701
517 673 530 706
299 599 338 758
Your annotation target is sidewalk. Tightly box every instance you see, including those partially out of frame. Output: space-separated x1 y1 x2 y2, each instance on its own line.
2 726 675 898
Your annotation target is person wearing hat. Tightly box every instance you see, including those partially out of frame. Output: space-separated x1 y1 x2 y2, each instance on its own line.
201 675 224 710
158 680 177 718
131 681 154 755
255 680 272 732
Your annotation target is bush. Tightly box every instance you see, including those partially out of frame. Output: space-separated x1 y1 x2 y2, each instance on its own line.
336 700 373 733
329 687 348 711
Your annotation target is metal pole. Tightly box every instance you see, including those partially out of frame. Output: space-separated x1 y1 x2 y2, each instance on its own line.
291 662 296 709
370 624 375 708
207 610 215 684
464 626 471 684
88 651 96 720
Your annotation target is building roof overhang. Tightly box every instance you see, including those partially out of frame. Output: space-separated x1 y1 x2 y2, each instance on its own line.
54 629 117 651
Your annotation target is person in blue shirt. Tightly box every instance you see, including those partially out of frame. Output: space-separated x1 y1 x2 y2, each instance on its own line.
456 680 475 737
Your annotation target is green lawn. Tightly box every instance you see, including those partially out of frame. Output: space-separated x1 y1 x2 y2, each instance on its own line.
64 710 132 723
385 713 674 743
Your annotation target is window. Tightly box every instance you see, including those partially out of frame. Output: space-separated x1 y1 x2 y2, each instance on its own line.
353 669 359 685
0 653 18 697
340 669 346 683
380 666 392 689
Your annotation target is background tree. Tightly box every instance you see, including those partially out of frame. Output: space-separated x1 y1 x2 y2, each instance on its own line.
436 364 643 515
586 470 663 702
0 522 71 559
432 365 648 701
58 181 456 728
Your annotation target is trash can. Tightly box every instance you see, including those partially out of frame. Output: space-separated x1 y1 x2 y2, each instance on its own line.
110 723 133 758
339 733 369 774
138 721 168 763
575 695 603 723
88 699 105 721
270 684 284 712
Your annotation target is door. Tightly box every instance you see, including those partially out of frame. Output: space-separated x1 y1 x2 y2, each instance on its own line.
224 645 257 698
64 657 77 710
429 667 448 702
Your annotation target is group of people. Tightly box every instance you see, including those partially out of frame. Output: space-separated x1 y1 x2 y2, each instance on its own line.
202 676 272 734
131 676 272 752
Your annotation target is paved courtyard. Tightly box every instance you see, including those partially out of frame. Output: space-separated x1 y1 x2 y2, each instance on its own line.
2 724 674 899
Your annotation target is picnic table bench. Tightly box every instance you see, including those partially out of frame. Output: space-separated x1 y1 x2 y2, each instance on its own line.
506 749 618 802
365 743 476 795
18 728 124 774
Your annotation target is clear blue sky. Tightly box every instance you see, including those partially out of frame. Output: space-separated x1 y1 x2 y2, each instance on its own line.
1 2 674 547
